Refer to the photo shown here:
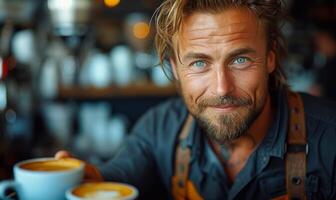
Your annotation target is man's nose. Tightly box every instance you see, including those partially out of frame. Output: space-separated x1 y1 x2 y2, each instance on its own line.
215 68 234 96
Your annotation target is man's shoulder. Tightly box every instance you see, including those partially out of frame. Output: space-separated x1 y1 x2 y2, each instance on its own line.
300 94 336 183
300 93 336 155
300 93 336 126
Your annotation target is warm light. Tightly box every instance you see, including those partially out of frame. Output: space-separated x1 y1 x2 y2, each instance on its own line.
104 0 120 7
132 22 150 39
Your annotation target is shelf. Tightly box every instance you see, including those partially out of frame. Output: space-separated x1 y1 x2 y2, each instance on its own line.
57 83 177 100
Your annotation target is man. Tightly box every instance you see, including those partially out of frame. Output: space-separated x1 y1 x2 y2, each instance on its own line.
56 0 336 199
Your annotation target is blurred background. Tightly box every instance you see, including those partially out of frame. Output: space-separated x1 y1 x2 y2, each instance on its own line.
0 0 335 179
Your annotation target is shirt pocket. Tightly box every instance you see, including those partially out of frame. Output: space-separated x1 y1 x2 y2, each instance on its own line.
259 176 286 198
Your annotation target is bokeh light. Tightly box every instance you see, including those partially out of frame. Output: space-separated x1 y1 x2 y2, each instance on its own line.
132 22 150 39
104 0 120 8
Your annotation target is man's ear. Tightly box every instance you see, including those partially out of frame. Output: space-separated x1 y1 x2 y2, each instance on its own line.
169 57 179 80
267 50 276 73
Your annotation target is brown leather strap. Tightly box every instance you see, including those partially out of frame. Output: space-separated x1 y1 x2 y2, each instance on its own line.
172 115 193 199
285 91 307 200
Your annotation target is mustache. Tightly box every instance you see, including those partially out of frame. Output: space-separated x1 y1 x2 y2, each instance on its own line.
198 95 252 107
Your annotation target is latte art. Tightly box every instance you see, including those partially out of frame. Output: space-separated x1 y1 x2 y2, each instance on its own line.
68 182 138 200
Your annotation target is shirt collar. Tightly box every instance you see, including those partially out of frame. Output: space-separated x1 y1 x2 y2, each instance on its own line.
185 118 201 162
258 89 288 159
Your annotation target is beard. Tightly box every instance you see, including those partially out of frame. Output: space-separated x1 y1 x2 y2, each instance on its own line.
184 93 264 144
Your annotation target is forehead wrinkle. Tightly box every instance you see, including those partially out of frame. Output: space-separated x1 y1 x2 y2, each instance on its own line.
184 31 253 52
188 28 262 52
186 24 251 39
183 23 260 48
187 32 251 44
186 21 250 32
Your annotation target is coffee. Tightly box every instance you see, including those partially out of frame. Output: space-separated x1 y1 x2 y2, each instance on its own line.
67 182 138 200
20 158 82 171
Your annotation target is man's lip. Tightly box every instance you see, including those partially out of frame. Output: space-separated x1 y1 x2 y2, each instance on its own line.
208 104 238 112
210 104 237 109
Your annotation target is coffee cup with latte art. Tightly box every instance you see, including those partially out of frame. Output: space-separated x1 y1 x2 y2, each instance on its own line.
0 157 84 200
66 182 138 200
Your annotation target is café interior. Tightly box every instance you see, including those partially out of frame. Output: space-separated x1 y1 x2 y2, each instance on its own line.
0 0 335 182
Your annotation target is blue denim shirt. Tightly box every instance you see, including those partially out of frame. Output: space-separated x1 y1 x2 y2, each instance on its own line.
99 90 336 200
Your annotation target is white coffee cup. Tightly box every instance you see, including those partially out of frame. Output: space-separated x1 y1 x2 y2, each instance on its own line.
66 182 138 200
0 157 84 200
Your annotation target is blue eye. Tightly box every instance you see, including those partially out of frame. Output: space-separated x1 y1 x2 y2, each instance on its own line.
233 57 247 64
231 57 251 69
192 60 206 68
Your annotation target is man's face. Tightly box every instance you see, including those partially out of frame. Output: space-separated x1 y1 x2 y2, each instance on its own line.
170 8 276 144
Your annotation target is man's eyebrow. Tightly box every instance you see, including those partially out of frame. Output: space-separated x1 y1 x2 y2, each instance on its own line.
181 52 212 63
226 48 256 59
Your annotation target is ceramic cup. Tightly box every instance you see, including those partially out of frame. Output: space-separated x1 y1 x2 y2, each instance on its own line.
0 157 84 200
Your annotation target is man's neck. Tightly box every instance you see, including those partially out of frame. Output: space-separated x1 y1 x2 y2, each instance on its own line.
227 93 273 152
211 94 274 182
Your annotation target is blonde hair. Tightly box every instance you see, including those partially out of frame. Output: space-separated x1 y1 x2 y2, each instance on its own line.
154 0 288 91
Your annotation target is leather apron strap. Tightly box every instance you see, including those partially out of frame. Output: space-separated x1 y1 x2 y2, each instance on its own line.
172 115 203 200
285 91 308 200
